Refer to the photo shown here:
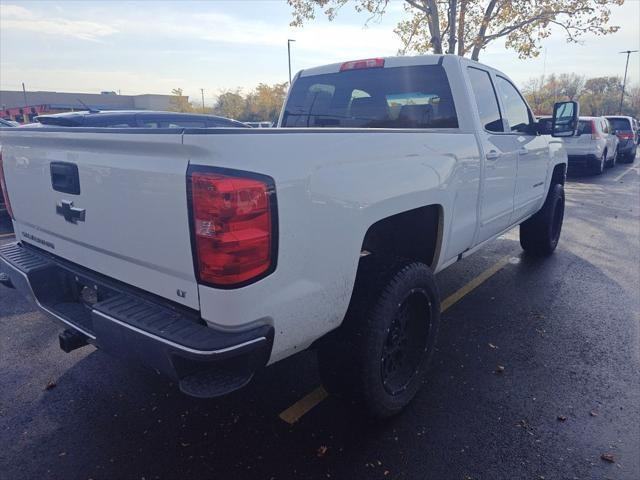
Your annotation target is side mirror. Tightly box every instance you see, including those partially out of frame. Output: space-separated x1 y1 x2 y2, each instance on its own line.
551 101 579 137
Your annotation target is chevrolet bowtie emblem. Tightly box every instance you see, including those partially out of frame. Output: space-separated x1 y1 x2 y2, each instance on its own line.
56 200 86 223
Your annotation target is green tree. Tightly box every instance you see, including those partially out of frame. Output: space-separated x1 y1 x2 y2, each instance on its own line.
213 88 246 120
213 83 289 123
580 76 622 116
521 74 640 117
627 85 640 117
168 88 195 113
288 0 624 60
244 82 289 123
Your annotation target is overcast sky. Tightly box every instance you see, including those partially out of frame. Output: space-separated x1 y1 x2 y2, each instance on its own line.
1 0 638 103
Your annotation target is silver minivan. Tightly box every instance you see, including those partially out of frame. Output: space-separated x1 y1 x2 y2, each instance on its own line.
564 116 619 174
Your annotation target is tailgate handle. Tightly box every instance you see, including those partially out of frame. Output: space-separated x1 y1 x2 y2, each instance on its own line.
50 162 80 195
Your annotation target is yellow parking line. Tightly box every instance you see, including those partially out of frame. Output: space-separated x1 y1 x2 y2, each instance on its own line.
0 233 15 239
440 254 513 312
278 254 514 424
613 164 639 183
279 386 328 425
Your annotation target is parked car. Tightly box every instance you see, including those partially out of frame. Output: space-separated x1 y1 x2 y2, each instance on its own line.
35 110 249 128
0 118 19 127
245 121 274 128
605 116 637 162
561 116 619 174
634 117 640 146
0 55 577 417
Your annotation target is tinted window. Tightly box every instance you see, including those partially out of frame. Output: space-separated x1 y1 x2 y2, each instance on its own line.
577 120 593 135
495 76 532 133
84 115 137 127
467 67 503 132
607 118 632 131
282 65 458 128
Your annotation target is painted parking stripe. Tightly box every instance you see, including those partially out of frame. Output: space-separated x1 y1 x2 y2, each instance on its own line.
279 386 328 425
278 253 515 424
613 164 639 183
440 254 514 312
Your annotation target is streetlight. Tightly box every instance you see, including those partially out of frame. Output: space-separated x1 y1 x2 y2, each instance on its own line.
288 39 296 85
619 50 638 114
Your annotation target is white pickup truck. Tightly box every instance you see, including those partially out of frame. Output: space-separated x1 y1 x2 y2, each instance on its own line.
0 55 577 417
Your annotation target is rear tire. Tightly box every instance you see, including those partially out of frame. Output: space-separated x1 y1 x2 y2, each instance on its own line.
520 183 565 256
318 258 441 418
620 148 637 164
592 151 605 175
606 149 616 168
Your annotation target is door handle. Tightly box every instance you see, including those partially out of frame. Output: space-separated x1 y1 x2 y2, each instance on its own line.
518 148 529 155
485 150 501 161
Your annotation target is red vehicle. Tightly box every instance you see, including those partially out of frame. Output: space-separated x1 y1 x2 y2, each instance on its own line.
1 118 19 216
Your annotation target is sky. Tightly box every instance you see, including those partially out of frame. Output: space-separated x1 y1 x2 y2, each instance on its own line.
0 0 639 104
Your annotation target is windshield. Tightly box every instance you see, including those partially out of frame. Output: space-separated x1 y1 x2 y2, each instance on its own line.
282 65 458 129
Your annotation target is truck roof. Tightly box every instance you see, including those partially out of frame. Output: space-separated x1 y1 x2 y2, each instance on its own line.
297 54 498 78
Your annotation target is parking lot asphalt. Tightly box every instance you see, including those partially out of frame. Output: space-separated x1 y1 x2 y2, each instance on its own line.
1 158 639 480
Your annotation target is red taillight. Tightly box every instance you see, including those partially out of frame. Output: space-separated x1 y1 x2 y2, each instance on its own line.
0 151 15 220
591 120 601 140
189 169 276 287
340 57 385 72
618 132 634 140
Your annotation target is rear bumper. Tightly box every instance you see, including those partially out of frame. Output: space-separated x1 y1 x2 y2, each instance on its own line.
567 154 600 169
0 241 274 398
616 141 636 155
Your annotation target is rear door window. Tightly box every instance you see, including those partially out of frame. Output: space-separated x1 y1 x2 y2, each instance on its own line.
466 67 504 133
282 65 458 128
495 76 532 133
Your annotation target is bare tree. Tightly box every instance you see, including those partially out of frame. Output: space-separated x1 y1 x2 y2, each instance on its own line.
288 0 624 60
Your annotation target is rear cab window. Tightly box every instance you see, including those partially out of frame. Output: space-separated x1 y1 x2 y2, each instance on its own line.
282 65 458 129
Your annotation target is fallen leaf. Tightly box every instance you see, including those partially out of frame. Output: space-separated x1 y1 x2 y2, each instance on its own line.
45 381 57 391
488 343 498 349
601 453 615 463
317 446 328 458
495 365 505 374
557 415 567 422
590 411 598 417
58 452 66 457
180 442 190 448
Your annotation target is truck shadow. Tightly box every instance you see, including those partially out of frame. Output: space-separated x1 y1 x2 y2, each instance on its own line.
8 245 640 480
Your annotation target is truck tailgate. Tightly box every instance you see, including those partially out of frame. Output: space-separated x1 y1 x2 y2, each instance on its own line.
0 130 199 310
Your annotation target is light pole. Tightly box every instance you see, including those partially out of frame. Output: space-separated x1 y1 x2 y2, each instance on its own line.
288 39 296 85
619 50 638 114
200 88 205 113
